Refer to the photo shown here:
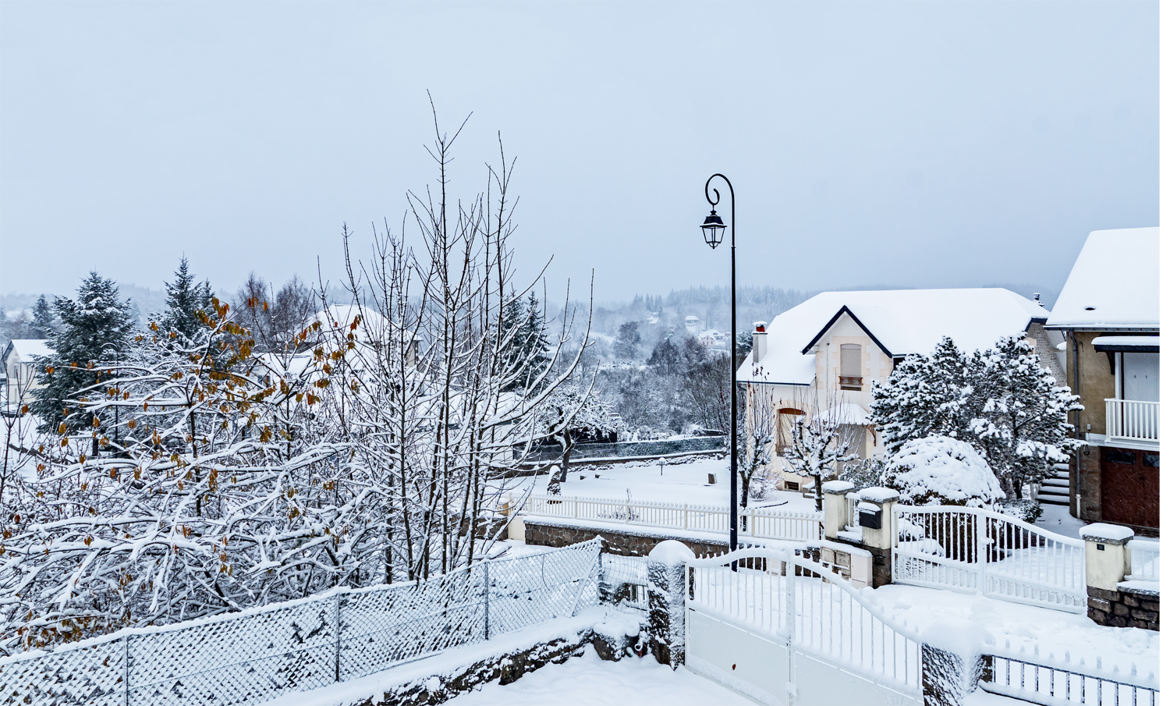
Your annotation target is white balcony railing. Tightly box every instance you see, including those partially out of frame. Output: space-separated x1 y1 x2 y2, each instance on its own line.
1104 398 1160 444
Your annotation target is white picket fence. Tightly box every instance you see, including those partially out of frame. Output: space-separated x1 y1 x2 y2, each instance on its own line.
685 548 923 705
892 504 1086 612
0 539 602 706
516 494 822 542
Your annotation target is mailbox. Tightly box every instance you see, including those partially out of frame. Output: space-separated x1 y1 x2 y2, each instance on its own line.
858 503 882 530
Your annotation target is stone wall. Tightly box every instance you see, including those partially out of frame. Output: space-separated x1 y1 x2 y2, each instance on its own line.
522 518 732 557
1087 584 1160 631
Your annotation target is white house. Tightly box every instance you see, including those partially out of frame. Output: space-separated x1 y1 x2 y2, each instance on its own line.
737 288 1058 491
1 338 51 409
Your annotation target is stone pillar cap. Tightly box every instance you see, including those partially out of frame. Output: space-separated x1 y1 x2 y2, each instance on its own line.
823 480 855 495
858 487 900 504
1079 523 1134 545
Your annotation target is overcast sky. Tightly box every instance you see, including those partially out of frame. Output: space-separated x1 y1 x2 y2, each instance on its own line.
0 0 1158 304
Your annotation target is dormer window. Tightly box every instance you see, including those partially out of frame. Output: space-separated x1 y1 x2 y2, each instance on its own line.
840 343 862 390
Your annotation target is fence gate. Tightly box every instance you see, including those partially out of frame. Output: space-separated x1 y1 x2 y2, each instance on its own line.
684 549 923 706
891 505 1086 612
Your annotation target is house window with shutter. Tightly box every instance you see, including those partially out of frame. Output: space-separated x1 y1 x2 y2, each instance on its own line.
775 407 804 454
840 344 862 390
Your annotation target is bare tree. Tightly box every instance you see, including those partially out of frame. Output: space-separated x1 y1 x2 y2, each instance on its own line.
783 390 862 510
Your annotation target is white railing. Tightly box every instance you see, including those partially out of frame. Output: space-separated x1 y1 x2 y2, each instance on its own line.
983 645 1160 706
0 539 602 706
687 548 923 695
892 505 1086 612
1105 398 1160 444
517 493 822 542
1127 539 1160 583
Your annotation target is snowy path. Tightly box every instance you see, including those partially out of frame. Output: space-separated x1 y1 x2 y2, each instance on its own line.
444 649 755 706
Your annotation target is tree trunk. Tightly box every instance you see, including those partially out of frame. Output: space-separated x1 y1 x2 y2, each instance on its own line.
559 429 571 482
813 474 824 512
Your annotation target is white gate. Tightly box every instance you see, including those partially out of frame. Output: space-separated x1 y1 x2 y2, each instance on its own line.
684 549 923 706
891 505 1086 612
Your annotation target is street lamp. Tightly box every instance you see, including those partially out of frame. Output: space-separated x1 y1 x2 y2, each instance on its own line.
700 173 738 561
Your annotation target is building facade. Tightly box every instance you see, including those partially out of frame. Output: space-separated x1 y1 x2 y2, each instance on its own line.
738 289 1059 491
1046 227 1159 532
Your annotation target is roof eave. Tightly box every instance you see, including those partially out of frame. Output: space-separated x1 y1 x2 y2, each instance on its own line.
799 305 894 358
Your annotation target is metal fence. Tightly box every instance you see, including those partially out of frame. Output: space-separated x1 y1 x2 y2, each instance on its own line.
982 649 1160 706
600 554 648 610
0 539 602 706
518 494 822 542
1127 539 1160 583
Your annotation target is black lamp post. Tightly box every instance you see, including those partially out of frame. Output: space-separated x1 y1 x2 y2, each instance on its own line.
700 173 738 561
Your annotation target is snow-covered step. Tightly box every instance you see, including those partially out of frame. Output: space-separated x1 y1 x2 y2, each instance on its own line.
1037 492 1069 506
1042 478 1070 490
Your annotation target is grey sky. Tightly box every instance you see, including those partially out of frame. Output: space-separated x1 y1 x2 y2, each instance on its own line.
0 0 1157 304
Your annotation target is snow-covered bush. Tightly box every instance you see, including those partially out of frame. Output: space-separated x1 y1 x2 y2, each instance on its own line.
1002 498 1043 524
879 436 1005 508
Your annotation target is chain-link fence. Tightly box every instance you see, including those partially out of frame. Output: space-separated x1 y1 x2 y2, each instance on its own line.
0 538 602 706
600 554 649 610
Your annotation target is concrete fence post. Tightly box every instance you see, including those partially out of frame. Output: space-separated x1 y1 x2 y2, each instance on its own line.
646 540 695 669
821 480 855 540
1080 522 1135 627
857 487 900 587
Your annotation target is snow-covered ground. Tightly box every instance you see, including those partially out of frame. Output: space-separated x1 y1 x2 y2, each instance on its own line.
505 456 816 511
869 584 1158 678
1035 502 1087 539
444 649 755 706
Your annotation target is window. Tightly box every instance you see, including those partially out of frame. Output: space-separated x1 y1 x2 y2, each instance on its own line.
840 344 862 390
775 407 804 454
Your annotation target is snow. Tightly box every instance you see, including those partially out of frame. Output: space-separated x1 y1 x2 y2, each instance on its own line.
881 436 1005 507
444 649 756 706
858 487 900 503
869 585 1159 679
4 338 51 360
1079 523 1135 543
259 607 624 706
648 539 695 565
505 456 818 512
1034 503 1086 539
737 288 1049 385
1117 580 1159 596
1047 227 1159 330
1090 335 1159 349
822 479 855 494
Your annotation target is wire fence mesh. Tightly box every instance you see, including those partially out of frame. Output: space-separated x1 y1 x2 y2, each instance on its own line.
0 538 602 706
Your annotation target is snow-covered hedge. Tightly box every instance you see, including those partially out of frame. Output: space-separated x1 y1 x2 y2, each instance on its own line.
879 436 1005 508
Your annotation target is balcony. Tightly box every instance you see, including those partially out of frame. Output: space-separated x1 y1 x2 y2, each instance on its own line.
1104 398 1159 445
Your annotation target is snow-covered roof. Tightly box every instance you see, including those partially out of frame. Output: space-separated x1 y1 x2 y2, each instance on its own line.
737 288 1048 385
1047 227 1159 331
5 339 52 361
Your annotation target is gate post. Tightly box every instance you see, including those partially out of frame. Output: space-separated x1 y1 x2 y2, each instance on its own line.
646 540 695 669
858 487 899 587
1080 523 1135 627
822 480 854 540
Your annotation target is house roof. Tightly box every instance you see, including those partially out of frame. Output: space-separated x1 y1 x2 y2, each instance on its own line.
4 339 52 362
1046 227 1159 331
737 288 1049 385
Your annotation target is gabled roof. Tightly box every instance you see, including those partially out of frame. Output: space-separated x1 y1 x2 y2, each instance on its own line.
1046 227 1159 331
3 339 52 362
738 288 1048 385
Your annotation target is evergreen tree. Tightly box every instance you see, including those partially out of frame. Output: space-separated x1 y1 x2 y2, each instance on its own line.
499 294 526 391
161 257 213 342
28 296 56 338
614 321 641 359
871 337 973 453
871 334 1080 500
31 272 134 436
517 292 550 389
966 333 1081 498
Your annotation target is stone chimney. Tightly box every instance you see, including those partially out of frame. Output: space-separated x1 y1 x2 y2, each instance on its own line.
752 321 768 364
